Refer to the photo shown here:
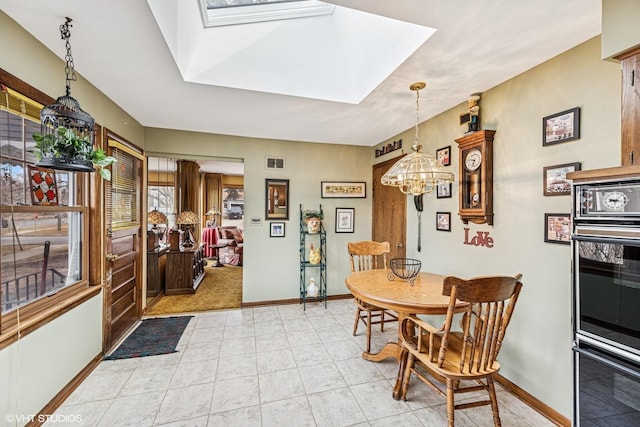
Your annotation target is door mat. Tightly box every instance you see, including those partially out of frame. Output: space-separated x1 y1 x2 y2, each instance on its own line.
104 316 193 360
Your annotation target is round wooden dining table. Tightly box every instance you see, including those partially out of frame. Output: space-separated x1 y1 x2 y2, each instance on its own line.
345 269 467 363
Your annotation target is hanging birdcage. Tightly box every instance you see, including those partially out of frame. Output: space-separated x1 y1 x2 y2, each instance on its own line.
33 17 100 174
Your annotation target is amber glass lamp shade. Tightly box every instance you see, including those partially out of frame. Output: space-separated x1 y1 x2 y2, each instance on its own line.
176 210 200 247
148 210 168 226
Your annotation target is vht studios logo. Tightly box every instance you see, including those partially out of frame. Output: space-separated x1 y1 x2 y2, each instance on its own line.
463 228 494 248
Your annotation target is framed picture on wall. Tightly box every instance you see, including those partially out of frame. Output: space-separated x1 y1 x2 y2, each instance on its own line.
436 212 451 231
335 207 355 233
266 179 289 220
321 181 366 198
543 162 581 196
436 145 451 166
544 213 571 244
270 222 285 237
543 107 580 146
436 182 452 199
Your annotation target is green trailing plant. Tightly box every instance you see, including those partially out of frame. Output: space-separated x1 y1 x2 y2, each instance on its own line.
32 126 117 180
302 209 324 221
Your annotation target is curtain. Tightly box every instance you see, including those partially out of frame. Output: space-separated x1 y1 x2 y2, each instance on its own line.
203 173 223 227
176 160 201 239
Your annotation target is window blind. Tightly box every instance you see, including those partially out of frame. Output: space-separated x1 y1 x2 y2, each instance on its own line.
108 145 142 229
0 85 42 123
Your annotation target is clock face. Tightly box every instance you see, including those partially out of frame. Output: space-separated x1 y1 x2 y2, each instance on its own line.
602 191 629 210
464 149 482 172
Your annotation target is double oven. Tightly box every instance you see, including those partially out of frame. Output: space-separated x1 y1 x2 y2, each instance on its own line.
572 178 640 425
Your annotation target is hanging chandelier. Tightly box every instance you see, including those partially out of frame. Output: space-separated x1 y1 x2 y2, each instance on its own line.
33 17 99 174
381 82 454 195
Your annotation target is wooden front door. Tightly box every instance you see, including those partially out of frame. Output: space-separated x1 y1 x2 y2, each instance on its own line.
372 157 407 260
104 134 144 351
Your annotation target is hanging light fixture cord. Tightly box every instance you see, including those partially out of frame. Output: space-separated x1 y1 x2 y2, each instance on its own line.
380 81 454 195
413 84 421 151
60 17 77 97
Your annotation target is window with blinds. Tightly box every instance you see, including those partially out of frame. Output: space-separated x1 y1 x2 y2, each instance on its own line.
1 84 85 316
108 145 141 229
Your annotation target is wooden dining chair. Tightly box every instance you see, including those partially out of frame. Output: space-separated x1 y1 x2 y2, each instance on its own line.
396 274 523 427
348 241 398 353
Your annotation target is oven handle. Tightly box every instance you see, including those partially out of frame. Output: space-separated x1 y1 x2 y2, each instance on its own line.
572 235 640 246
573 344 640 380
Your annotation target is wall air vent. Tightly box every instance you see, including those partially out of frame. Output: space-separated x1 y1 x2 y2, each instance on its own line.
265 156 286 170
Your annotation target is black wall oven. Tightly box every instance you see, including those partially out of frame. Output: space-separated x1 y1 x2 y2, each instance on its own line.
573 179 640 425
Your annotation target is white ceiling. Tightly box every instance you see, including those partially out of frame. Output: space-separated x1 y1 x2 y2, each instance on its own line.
1 0 602 152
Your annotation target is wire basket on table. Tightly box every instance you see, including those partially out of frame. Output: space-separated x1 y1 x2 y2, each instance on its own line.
388 258 421 286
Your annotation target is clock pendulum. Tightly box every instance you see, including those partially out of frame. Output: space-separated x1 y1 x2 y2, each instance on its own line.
464 148 482 208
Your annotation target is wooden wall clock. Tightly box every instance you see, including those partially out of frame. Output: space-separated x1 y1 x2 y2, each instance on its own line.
455 129 496 225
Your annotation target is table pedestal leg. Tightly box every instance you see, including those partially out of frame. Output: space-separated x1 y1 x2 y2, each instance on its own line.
212 246 225 267
362 342 401 362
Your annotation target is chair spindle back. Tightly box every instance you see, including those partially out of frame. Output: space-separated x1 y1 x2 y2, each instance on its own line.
348 241 390 272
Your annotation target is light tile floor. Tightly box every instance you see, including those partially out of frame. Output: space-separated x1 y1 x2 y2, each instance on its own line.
47 300 556 426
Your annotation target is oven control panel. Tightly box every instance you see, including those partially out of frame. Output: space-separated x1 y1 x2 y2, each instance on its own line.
575 181 640 219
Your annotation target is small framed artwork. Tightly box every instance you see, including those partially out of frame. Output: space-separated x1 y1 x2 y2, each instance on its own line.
544 213 571 244
543 107 580 146
29 166 58 206
266 178 289 220
436 212 451 232
436 145 451 166
335 207 355 233
270 222 285 237
436 182 452 199
543 162 581 196
321 181 366 198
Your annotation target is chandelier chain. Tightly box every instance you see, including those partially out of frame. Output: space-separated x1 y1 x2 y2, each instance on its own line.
60 17 77 96
414 87 420 149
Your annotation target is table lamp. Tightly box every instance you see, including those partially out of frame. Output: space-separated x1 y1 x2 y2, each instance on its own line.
176 210 200 247
205 207 221 228
147 209 168 249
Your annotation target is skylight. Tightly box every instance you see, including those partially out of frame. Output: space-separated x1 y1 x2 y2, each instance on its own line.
149 0 436 103
205 0 301 9
200 0 335 27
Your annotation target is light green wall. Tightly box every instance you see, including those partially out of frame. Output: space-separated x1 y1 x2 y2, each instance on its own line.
144 128 373 302
0 293 102 426
375 36 621 417
602 0 640 60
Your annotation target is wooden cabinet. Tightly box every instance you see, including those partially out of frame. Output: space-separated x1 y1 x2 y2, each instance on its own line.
165 245 205 295
147 247 167 297
619 48 640 165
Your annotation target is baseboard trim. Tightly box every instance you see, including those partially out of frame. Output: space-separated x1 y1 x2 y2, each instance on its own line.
28 353 103 427
495 374 569 426
241 293 353 308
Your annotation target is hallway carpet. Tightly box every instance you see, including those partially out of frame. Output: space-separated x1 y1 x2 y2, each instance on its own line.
146 264 242 315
